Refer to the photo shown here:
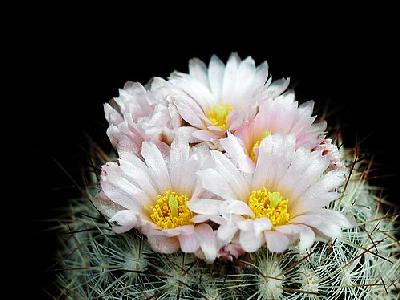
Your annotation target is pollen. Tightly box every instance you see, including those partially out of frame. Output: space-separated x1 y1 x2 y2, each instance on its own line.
149 191 193 229
206 103 233 130
249 130 271 162
247 187 290 226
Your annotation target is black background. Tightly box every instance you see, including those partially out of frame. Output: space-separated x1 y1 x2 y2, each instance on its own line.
17 14 399 298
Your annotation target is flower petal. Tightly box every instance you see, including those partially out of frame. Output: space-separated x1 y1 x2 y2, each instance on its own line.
264 230 290 253
220 133 255 174
178 233 200 253
188 198 222 215
252 134 296 191
141 142 171 192
195 224 219 262
196 169 237 199
239 227 264 252
109 210 138 234
147 235 180 254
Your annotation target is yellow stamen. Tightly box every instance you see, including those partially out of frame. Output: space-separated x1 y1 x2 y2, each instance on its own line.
247 187 290 226
206 103 233 130
149 191 193 229
249 130 271 162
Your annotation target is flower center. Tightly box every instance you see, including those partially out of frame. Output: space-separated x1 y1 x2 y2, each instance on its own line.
206 103 233 130
149 191 193 229
247 187 290 226
249 131 271 162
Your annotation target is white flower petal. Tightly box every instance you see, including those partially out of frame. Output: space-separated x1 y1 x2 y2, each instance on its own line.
178 233 200 253
217 222 238 244
220 132 255 174
224 199 254 216
210 150 250 199
188 198 222 215
147 235 180 254
192 130 220 142
264 230 290 253
239 227 264 252
109 210 138 234
195 224 219 262
141 142 171 192
291 214 342 239
252 134 296 191
208 55 225 99
101 163 149 210
196 169 237 199
276 224 315 251
293 168 347 215
189 58 209 88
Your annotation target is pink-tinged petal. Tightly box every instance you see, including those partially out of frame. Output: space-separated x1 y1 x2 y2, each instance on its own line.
276 224 315 251
195 224 219 262
219 244 245 261
172 93 207 129
93 192 125 219
217 222 238 244
227 110 246 130
296 225 316 250
291 214 342 239
192 130 220 142
255 61 269 86
106 123 143 156
189 58 209 88
252 134 296 191
187 198 222 215
178 233 200 253
237 218 271 235
277 149 329 205
239 228 264 252
169 134 190 190
176 126 200 143
220 133 255 174
196 169 237 199
191 214 225 224
118 159 158 200
293 168 347 215
109 210 138 234
162 225 195 237
261 77 290 102
101 163 149 211
224 200 254 216
222 53 240 102
253 218 273 235
169 73 215 108
318 209 354 228
147 235 180 254
208 55 225 99
264 231 290 253
104 103 123 125
210 150 250 199
141 142 171 192
237 219 255 231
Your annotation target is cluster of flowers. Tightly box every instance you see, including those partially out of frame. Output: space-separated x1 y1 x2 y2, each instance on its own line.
95 53 352 262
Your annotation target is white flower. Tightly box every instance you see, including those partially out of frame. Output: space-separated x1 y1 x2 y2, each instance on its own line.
313 138 344 170
189 134 352 253
104 78 195 157
96 134 219 261
220 91 326 169
168 53 289 142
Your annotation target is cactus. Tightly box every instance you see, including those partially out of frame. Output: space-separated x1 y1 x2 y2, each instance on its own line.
54 148 399 299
